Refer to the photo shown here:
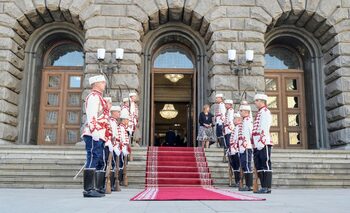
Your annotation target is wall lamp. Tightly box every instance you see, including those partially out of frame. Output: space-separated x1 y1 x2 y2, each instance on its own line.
228 49 254 75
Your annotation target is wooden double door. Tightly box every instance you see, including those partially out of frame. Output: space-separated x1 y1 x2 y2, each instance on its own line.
265 70 307 149
38 67 83 145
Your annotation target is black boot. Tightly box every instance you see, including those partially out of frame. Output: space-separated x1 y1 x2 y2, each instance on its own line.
119 169 124 186
240 173 253 191
223 148 227 163
238 173 245 191
255 172 264 193
83 169 104 198
95 170 106 194
256 172 268 194
110 171 116 191
233 171 240 187
266 171 272 194
219 137 224 148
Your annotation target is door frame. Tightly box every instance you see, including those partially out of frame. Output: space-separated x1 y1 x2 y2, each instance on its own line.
37 66 83 145
265 69 307 149
150 68 196 146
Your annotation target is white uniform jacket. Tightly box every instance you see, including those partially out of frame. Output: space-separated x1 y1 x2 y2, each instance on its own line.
239 116 253 153
224 108 234 135
252 106 272 150
214 102 226 125
228 124 240 155
81 90 111 142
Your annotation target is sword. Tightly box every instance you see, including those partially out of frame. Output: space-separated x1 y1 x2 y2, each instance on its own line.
73 164 85 180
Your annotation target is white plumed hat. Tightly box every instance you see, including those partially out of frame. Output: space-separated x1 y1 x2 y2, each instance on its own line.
120 108 129 119
129 92 137 97
215 93 224 98
110 106 121 112
233 113 241 118
254 94 268 101
239 104 251 111
224 99 233 105
89 75 106 85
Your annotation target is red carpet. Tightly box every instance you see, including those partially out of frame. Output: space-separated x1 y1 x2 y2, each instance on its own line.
131 146 264 201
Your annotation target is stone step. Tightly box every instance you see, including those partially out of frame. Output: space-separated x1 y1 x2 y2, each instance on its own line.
205 148 350 154
213 179 350 187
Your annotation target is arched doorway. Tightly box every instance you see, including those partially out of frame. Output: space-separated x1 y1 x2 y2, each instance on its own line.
141 24 208 147
37 41 84 145
264 45 307 149
265 27 329 149
151 44 196 147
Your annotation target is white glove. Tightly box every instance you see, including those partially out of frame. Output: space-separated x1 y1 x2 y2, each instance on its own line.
105 141 113 152
92 131 100 141
122 145 129 155
114 146 121 156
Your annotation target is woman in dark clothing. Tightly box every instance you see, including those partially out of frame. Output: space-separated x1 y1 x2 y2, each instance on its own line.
197 104 216 148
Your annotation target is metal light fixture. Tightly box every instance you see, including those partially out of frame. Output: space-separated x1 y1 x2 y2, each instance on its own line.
160 104 178 119
228 49 254 75
164 74 184 83
97 48 124 94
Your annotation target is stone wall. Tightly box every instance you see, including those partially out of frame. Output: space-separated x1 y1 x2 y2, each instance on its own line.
0 0 349 148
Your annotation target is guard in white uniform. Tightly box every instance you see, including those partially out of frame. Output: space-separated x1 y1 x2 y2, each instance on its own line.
238 104 253 191
81 75 110 198
107 105 121 191
214 94 226 158
252 94 273 194
228 113 242 187
223 99 234 162
128 92 139 145
117 108 131 184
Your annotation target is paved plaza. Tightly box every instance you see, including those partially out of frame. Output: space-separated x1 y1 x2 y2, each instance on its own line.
0 188 349 213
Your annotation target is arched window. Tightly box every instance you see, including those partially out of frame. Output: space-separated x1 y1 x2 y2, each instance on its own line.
154 47 194 69
45 42 84 67
265 46 302 70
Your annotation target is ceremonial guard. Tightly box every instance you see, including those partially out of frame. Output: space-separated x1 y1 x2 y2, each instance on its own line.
228 113 242 187
238 104 253 191
81 75 110 198
94 97 112 194
128 92 139 145
252 94 273 194
214 94 226 160
121 97 129 112
108 105 121 191
224 99 235 155
117 108 131 185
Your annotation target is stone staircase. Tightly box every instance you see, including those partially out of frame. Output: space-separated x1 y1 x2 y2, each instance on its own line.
206 148 350 188
0 145 349 188
0 145 147 189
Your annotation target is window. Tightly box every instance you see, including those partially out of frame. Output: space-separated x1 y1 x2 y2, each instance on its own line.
265 47 301 70
154 48 193 69
46 43 84 67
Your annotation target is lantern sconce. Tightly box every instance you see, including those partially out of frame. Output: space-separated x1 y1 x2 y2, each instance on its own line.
97 48 124 94
228 49 254 75
97 48 124 74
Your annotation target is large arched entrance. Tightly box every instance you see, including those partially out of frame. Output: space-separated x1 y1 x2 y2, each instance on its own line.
141 24 207 147
151 43 196 147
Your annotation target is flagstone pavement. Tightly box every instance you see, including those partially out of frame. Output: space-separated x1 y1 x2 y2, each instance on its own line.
0 188 349 213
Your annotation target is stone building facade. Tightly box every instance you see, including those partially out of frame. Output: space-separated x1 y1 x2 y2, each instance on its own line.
0 0 349 149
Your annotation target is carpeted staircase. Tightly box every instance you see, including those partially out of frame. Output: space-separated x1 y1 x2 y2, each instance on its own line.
131 146 264 201
146 146 213 187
